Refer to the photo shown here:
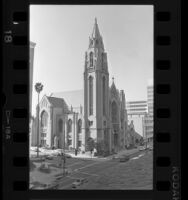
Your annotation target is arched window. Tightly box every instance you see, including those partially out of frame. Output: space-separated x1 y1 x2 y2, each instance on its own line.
41 111 48 127
89 52 93 67
111 101 118 123
89 76 93 115
58 119 63 133
67 119 72 133
101 52 104 66
103 76 106 115
77 119 82 134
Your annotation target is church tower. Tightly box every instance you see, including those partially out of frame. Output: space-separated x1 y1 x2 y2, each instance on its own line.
84 18 110 152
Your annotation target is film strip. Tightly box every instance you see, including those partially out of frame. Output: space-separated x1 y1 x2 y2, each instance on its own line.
2 0 181 200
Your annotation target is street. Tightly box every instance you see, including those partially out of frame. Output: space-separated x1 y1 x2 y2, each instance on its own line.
30 149 153 190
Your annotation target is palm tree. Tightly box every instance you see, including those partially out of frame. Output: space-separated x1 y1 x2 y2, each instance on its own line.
35 82 43 157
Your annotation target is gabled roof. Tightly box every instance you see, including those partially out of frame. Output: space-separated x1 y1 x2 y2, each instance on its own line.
46 96 68 109
51 89 84 108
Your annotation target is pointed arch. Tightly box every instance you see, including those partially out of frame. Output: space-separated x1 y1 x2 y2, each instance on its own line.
111 101 119 147
89 52 93 67
89 76 93 115
103 76 106 115
41 110 48 127
77 119 82 134
67 119 72 133
58 118 63 133
111 101 118 124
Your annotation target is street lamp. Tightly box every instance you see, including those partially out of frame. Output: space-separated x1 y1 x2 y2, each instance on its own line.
35 82 43 157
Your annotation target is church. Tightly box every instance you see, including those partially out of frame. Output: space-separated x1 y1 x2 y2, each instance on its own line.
31 19 138 154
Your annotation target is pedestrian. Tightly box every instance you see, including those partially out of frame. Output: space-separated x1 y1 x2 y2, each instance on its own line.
93 148 97 156
75 148 78 156
90 149 93 158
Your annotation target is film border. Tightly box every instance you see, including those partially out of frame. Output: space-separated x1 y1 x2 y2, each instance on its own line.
2 0 181 200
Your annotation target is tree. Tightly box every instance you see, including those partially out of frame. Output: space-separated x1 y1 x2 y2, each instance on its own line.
35 82 43 157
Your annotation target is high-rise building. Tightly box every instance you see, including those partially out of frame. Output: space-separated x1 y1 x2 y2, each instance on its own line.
144 79 153 143
126 101 147 137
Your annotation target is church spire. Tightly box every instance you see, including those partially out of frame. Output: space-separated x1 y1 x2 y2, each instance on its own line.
89 18 104 51
91 17 101 39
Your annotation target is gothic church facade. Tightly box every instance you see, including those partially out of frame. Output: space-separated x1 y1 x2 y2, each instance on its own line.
31 19 134 153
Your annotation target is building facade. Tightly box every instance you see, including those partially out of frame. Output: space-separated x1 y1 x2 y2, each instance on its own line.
31 19 136 153
126 100 148 138
144 80 153 143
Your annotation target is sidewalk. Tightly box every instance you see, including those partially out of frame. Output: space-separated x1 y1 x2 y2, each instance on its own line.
30 147 140 161
68 148 140 161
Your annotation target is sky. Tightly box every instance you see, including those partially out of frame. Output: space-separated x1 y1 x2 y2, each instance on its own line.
30 5 153 116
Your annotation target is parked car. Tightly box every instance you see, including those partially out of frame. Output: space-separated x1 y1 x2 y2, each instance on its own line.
57 152 72 158
119 155 130 162
148 146 153 150
72 178 88 188
65 153 72 158
139 146 146 151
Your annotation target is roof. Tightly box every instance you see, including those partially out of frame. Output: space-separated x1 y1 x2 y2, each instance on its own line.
51 89 84 108
134 131 143 140
47 96 68 109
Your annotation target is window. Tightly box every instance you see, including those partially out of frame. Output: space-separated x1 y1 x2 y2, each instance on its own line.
111 101 119 132
67 119 72 133
103 76 106 115
88 120 93 126
41 132 46 137
111 101 118 123
89 52 93 67
41 139 46 146
58 119 63 133
68 139 72 146
89 76 93 115
101 52 104 66
41 111 48 127
78 141 82 147
77 119 82 133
